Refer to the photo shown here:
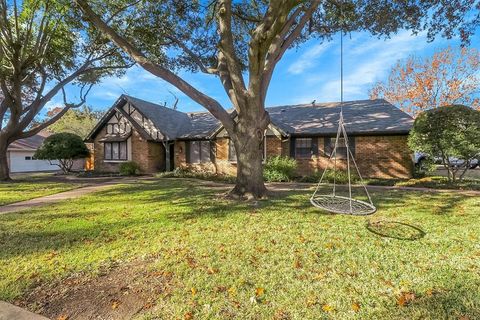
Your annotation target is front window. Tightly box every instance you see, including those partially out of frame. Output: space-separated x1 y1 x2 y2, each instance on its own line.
325 136 355 159
104 141 128 161
188 140 211 163
295 138 314 158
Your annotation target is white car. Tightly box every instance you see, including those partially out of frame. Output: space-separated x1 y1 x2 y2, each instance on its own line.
414 152 479 169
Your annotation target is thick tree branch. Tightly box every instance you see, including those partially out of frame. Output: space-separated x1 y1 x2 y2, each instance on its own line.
217 0 247 102
18 104 74 139
75 0 234 133
261 1 321 101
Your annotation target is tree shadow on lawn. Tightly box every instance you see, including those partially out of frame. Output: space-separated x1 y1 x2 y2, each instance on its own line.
0 183 249 261
1 181 475 262
389 279 480 319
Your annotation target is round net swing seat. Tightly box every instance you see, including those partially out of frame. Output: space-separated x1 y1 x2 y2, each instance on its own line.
310 194 376 216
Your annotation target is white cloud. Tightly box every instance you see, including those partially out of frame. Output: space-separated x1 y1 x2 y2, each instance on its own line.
316 30 432 101
287 42 333 75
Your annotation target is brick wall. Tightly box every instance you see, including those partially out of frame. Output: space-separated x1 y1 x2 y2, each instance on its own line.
293 135 412 179
93 127 165 173
355 135 412 179
168 134 413 179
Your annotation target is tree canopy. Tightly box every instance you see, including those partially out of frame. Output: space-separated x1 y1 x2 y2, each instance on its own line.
370 46 480 116
34 132 90 173
408 105 480 182
76 0 480 198
47 106 104 138
0 0 130 180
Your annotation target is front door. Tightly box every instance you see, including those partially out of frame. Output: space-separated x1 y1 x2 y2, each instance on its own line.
169 144 175 171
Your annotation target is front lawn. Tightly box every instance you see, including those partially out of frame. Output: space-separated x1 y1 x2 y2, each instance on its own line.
0 179 479 319
0 174 81 205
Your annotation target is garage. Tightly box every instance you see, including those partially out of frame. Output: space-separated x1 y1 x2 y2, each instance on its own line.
7 132 60 173
8 150 58 173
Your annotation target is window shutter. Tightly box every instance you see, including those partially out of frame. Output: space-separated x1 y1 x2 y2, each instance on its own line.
289 137 296 158
349 136 355 157
312 137 319 156
185 141 190 163
210 141 216 161
324 137 332 157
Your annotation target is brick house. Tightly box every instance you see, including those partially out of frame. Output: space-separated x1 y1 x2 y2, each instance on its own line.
85 95 414 179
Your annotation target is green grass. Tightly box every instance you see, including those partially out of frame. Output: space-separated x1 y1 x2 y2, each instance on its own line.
0 178 479 319
0 175 80 205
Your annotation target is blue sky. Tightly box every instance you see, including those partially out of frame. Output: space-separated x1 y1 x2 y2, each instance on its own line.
48 29 480 114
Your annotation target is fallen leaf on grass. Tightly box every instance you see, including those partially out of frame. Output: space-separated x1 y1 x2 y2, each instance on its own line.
351 302 360 312
397 292 416 307
191 287 197 296
207 267 218 274
184 311 193 320
322 304 335 312
306 295 317 307
111 300 120 310
56 315 68 320
293 259 302 269
325 243 334 250
255 287 265 297
228 287 236 297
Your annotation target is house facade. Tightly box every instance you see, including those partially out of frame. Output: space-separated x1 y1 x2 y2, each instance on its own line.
86 95 414 179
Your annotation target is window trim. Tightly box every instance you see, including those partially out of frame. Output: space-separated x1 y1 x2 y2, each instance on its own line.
324 136 355 159
187 140 212 164
104 141 128 161
295 137 314 159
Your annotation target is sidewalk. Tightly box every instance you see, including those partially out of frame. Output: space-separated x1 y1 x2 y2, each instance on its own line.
0 178 145 215
0 301 49 320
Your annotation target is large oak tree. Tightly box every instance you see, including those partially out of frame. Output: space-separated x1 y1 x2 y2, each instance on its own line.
76 0 479 198
0 0 129 180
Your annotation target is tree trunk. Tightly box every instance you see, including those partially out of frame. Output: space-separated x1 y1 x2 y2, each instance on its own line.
229 109 269 199
0 138 11 181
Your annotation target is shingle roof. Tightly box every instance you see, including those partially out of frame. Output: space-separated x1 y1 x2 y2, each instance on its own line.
177 111 220 139
8 131 50 151
123 95 191 140
267 99 413 136
87 96 413 141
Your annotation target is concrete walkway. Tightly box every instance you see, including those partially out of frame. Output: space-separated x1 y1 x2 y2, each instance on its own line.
0 301 49 320
0 178 145 215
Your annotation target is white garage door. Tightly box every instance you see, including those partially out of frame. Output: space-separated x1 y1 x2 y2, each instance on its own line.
9 151 59 173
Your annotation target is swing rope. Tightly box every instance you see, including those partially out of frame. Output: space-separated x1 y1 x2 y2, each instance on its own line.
309 1 376 215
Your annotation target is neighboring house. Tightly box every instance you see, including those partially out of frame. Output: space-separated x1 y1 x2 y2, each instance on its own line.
85 95 414 179
6 131 59 173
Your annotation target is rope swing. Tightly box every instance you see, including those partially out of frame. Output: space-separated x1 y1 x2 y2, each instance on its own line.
309 3 376 215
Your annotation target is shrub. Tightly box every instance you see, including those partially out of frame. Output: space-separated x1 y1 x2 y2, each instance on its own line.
299 169 359 184
119 161 140 176
34 132 89 173
158 167 236 183
263 156 297 182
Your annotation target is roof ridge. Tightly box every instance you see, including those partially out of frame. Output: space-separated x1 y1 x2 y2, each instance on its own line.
265 99 388 110
122 94 189 116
